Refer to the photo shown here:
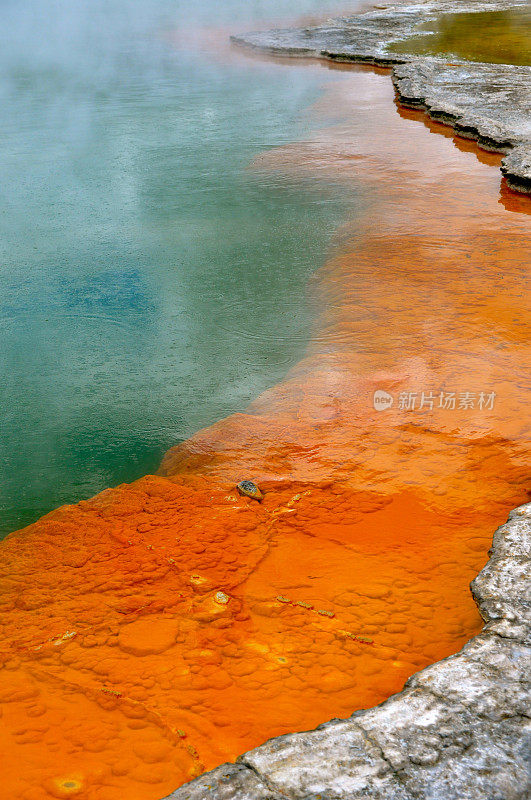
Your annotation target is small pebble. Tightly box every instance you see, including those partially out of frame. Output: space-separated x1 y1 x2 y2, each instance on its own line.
236 481 264 501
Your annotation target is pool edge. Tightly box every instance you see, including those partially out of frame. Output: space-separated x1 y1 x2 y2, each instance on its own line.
230 0 531 194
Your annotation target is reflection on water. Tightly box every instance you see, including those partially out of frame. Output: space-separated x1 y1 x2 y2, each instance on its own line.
0 62 529 799
0 0 362 538
388 7 531 65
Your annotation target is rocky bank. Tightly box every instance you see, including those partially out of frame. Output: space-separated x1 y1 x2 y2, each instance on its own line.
231 0 531 193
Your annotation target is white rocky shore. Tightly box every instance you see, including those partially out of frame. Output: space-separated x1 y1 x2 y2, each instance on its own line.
231 0 531 194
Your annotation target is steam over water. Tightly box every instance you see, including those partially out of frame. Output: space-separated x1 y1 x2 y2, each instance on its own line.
0 0 363 537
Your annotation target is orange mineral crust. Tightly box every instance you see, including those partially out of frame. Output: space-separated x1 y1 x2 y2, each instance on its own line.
0 68 529 800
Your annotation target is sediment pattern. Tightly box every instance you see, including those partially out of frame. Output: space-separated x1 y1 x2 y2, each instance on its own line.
166 504 530 800
231 0 531 192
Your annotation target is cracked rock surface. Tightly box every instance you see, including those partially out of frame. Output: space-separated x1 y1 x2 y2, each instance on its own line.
231 0 531 193
165 503 531 799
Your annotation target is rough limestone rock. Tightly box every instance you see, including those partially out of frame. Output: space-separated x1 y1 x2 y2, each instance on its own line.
391 61 531 192
164 503 531 799
231 0 531 192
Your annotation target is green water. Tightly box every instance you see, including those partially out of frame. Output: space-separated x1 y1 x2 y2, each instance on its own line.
0 0 362 538
388 7 531 65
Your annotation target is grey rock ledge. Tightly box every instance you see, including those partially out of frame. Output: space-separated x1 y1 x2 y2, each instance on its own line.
165 501 530 800
230 0 531 193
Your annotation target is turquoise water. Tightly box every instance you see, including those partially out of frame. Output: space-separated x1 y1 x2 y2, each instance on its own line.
0 0 361 537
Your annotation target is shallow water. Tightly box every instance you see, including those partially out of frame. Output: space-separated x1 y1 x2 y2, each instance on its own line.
388 7 531 65
0 0 363 538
